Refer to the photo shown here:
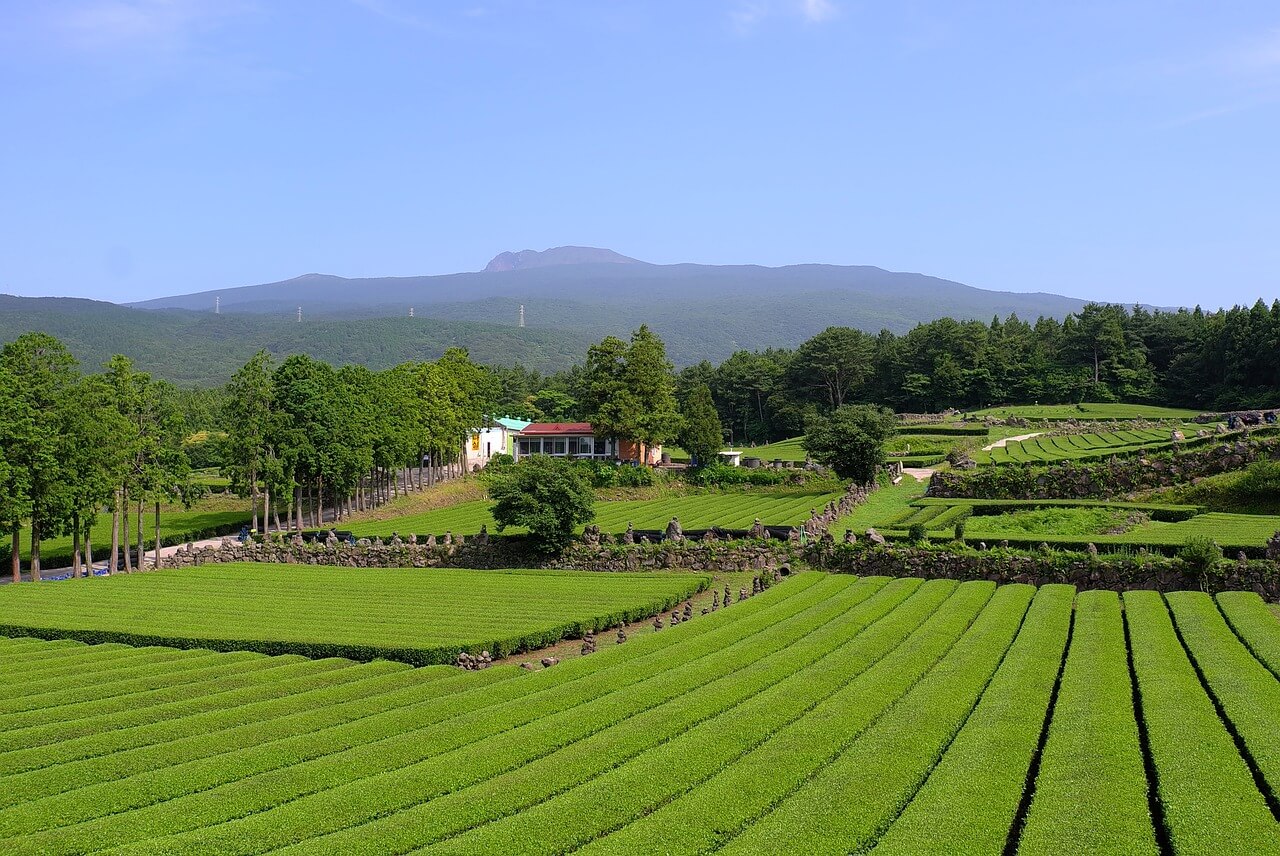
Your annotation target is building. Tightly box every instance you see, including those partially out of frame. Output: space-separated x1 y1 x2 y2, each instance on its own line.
514 423 615 460
465 416 531 470
513 422 662 465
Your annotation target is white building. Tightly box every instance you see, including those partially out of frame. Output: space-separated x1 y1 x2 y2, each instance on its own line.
465 416 531 470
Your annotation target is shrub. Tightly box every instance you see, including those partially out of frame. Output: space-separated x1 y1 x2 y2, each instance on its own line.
684 463 786 487
1237 459 1280 499
615 464 655 488
908 522 929 544
488 457 596 553
1177 535 1222 576
954 518 966 542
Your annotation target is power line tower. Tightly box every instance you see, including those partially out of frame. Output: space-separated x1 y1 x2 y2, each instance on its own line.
409 306 414 317
296 306 302 323
214 296 220 314
518 304 525 328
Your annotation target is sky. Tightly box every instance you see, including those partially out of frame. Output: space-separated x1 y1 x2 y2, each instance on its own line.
1 1 1278 308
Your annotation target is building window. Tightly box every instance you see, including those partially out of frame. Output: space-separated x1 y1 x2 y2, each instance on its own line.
551 439 566 455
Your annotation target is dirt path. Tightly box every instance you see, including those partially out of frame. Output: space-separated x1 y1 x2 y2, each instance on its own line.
981 432 1043 451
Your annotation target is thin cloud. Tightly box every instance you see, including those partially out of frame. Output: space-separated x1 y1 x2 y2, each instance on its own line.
730 0 840 33
800 0 838 24
59 0 242 50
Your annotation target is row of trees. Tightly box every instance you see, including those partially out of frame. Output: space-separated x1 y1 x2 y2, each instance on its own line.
0 334 192 581
220 348 496 533
491 301 1280 445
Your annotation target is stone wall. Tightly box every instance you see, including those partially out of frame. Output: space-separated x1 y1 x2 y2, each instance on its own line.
162 534 1280 599
808 542 1280 600
929 434 1280 500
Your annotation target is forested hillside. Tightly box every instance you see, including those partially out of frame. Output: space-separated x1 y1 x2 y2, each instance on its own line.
0 295 592 385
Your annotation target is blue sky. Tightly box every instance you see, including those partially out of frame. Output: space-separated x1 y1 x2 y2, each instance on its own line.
1 1 1277 307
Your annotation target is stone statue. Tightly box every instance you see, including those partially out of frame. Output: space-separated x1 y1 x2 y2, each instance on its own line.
443 530 453 547
475 524 489 545
749 518 765 539
621 522 635 545
843 529 855 544
426 533 437 548
665 517 684 542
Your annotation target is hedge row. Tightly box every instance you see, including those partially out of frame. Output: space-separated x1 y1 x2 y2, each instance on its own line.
1017 590 1157 856
873 584 1074 854
209 576 900 855
1124 591 1279 854
721 583 1034 855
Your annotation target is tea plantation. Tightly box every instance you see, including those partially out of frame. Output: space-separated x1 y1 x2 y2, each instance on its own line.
0 565 708 665
1 573 1277 854
346 490 844 538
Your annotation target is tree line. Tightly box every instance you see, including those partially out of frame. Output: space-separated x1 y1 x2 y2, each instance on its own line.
491 301 1280 445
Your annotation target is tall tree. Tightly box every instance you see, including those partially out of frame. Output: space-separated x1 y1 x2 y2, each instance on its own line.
677 383 722 466
787 326 874 410
223 351 275 532
0 333 77 580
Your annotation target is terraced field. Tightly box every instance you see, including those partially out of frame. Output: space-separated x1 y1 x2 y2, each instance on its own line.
2 574 1277 854
967 403 1203 421
862 497 1280 554
347 491 843 537
0 565 708 665
972 428 1191 465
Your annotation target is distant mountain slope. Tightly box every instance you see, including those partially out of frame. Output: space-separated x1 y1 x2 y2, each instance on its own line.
0 295 593 385
484 246 642 272
124 249 1093 365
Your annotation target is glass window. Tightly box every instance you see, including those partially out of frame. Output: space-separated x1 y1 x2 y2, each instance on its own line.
595 437 609 455
552 439 567 455
567 437 579 455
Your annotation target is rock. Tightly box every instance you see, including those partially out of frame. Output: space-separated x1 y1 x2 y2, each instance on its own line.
540 656 559 668
866 528 886 546
665 517 684 542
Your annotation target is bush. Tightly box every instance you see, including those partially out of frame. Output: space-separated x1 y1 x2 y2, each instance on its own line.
1237 459 1280 498
1178 535 1222 576
684 462 786 487
954 518 966 542
488 457 596 553
908 522 929 543
615 464 655 488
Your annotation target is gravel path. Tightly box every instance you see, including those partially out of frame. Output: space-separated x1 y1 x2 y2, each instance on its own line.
981 432 1043 451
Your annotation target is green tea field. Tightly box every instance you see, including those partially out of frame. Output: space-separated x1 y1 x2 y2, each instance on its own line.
859 496 1280 555
0 565 708 665
346 491 844 537
966 403 1204 421
1 574 1277 854
972 428 1199 465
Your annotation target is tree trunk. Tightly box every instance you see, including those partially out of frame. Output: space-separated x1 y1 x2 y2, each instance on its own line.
31 520 41 582
263 485 270 533
72 512 82 578
84 518 93 576
110 490 120 575
122 497 132 573
154 502 161 570
250 467 259 533
136 499 143 570
317 475 324 527
11 526 20 584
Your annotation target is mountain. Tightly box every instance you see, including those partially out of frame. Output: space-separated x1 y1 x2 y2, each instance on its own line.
0 295 594 386
483 246 642 272
125 248 1096 366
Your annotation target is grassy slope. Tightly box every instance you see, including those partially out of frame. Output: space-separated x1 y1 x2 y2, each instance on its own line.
1 495 252 567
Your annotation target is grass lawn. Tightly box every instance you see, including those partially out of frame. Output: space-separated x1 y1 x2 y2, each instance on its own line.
346 490 844 537
0 563 709 665
831 475 926 535
2 495 252 570
966 402 1203 421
